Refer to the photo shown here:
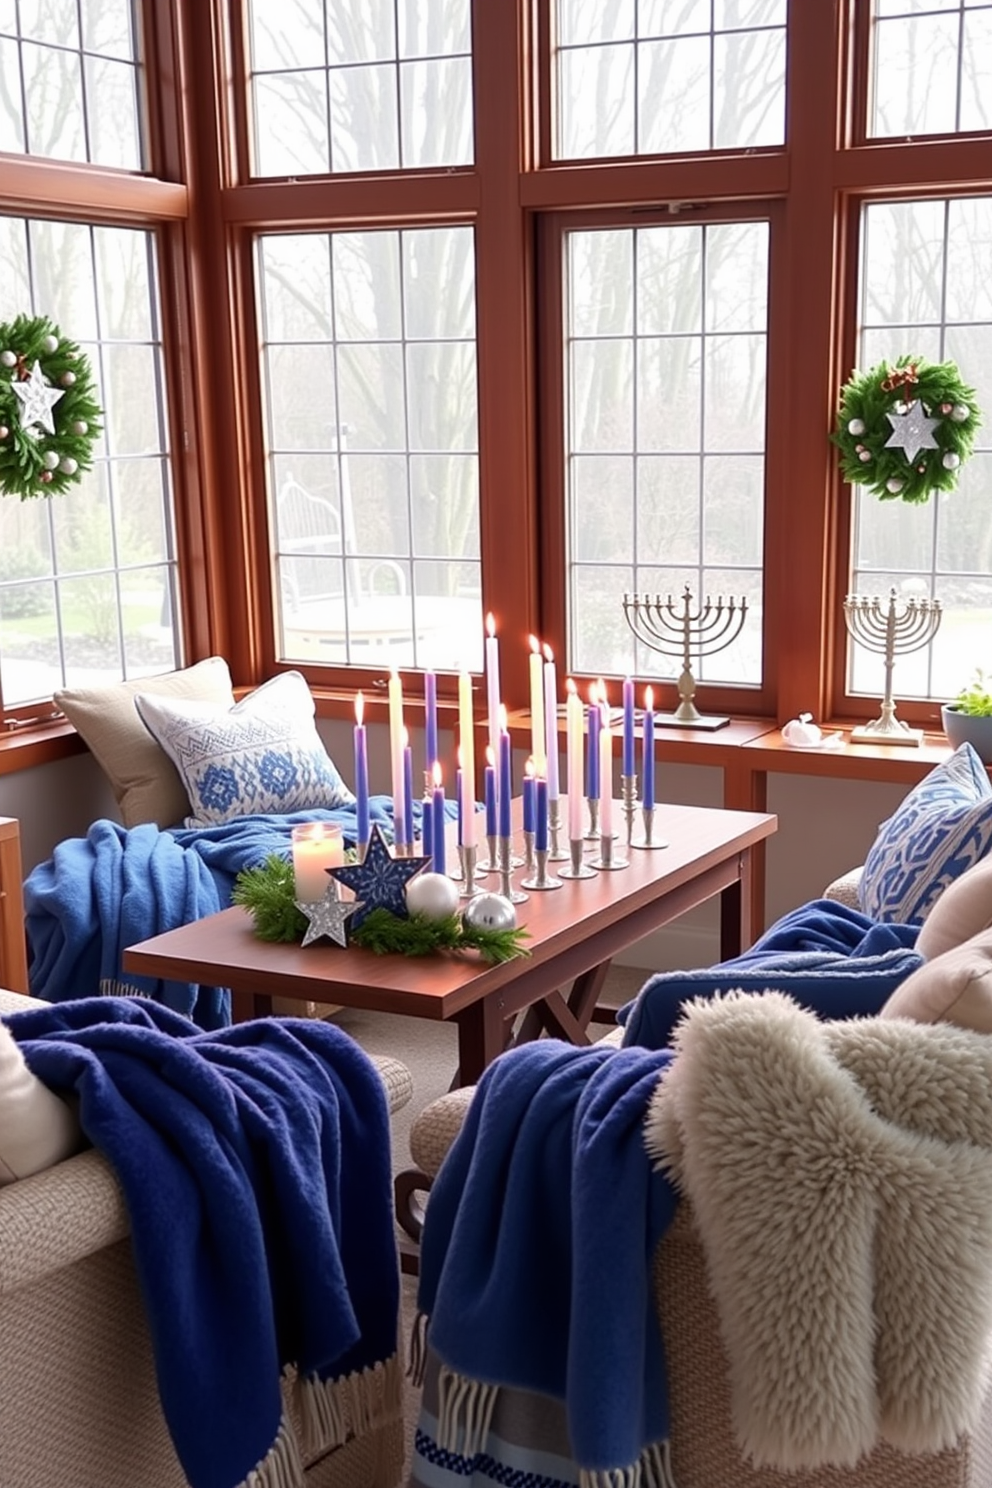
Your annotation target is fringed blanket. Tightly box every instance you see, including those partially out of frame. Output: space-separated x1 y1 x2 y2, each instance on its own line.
23 800 400 1026
413 1040 679 1488
618 898 921 1049
646 990 992 1471
8 996 401 1488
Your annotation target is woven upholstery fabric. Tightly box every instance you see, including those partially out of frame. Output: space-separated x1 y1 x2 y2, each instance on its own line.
656 1205 992 1486
410 1086 475 1178
369 1052 414 1115
823 867 864 910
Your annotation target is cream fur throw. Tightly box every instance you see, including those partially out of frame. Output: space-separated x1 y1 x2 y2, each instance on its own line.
645 991 992 1472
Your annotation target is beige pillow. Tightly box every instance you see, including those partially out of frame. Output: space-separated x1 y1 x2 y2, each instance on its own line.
55 657 235 828
916 853 992 961
880 925 992 1033
0 1022 83 1184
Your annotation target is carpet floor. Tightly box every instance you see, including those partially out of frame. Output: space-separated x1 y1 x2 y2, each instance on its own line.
328 963 648 1482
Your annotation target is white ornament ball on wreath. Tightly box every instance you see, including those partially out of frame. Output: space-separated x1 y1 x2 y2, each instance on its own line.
462 892 517 932
59 456 78 475
42 334 58 354
886 477 905 494
42 450 59 470
0 427 7 441
951 404 969 423
848 418 866 436
858 449 872 462
60 370 76 387
943 452 960 470
405 871 460 921
72 419 88 436
0 351 15 368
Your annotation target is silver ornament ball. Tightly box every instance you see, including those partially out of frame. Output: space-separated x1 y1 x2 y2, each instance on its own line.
0 350 16 368
886 477 904 494
942 451 960 470
951 404 969 423
462 892 517 932
847 418 865 436
60 370 76 387
42 334 58 354
405 871 460 921
72 419 88 435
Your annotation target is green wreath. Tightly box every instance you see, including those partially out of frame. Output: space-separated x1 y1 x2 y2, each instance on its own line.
0 313 103 500
832 355 981 505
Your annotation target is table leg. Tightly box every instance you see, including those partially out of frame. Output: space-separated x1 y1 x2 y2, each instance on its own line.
718 849 754 961
455 987 510 1086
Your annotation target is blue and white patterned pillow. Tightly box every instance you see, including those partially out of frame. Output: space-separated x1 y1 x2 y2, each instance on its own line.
859 742 992 925
134 670 354 828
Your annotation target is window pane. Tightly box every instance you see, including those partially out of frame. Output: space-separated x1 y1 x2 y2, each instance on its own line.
870 1 992 137
248 0 473 176
258 226 482 672
848 197 992 701
0 219 178 707
556 3 785 159
0 0 142 168
564 222 768 684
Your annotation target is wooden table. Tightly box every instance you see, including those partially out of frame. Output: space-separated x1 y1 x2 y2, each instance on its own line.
123 801 776 1085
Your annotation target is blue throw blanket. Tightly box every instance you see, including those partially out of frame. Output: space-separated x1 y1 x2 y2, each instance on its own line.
619 899 922 1050
416 1040 678 1487
7 997 400 1488
23 798 406 1027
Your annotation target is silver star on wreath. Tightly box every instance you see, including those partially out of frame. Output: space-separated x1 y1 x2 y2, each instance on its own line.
10 360 64 436
296 886 364 948
327 822 430 930
884 399 939 465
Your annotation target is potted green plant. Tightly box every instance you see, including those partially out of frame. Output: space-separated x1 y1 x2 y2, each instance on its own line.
942 671 992 764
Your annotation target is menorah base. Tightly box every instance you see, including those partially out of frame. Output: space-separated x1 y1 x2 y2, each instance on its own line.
653 710 731 731
850 720 925 747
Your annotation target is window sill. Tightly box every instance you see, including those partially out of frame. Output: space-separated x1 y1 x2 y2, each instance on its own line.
0 718 88 776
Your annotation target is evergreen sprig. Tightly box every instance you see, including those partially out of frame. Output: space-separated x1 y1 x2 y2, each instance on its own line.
832 355 981 505
233 854 530 964
0 314 103 499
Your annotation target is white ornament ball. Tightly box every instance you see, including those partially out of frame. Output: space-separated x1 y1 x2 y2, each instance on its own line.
858 449 872 462
42 334 58 354
942 451 960 470
42 450 59 470
405 871 460 921
0 350 16 367
59 456 78 475
893 400 908 415
951 404 969 423
60 370 76 387
886 477 904 494
71 419 88 435
0 426 7 440
462 892 517 932
847 418 866 436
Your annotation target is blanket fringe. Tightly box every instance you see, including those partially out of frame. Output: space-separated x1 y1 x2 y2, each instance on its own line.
241 1417 306 1488
98 978 150 1000
407 1309 427 1388
294 1354 403 1462
578 1438 677 1488
436 1364 499 1458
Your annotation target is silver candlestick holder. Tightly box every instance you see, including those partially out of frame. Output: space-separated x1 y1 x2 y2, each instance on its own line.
498 834 528 904
584 795 600 841
477 832 499 874
547 797 569 861
622 584 747 729
458 842 483 898
590 822 628 871
521 847 562 891
523 829 535 877
630 804 668 850
844 587 942 747
559 835 597 879
621 774 638 847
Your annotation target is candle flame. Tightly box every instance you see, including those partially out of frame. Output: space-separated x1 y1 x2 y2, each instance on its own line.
587 681 599 706
432 760 443 788
486 612 496 638
529 634 541 654
486 744 495 766
525 756 535 779
499 702 508 731
457 745 463 768
598 677 608 705
401 724 409 747
566 677 577 697
355 690 364 726
645 684 654 711
543 643 554 663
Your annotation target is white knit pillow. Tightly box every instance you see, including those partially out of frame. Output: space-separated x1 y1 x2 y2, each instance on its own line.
0 1022 82 1185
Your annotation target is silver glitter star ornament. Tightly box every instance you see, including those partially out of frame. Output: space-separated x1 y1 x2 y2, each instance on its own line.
10 360 64 436
884 399 938 465
296 886 364 947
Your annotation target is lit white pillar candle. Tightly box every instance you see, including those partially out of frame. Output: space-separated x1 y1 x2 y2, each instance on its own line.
529 634 546 777
458 667 476 848
291 822 344 902
599 703 613 840
542 643 559 800
388 669 405 847
566 678 584 840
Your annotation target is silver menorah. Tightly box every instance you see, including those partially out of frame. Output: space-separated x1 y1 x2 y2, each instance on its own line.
622 585 748 729
843 587 942 746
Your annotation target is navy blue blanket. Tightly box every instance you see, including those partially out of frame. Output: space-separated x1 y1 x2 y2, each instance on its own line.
23 799 404 1027
619 899 921 1050
418 1039 678 1483
8 997 400 1488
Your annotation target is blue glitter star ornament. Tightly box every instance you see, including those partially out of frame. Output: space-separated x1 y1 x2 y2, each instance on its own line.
326 823 430 929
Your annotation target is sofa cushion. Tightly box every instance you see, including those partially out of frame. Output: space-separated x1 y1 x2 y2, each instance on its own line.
55 656 236 828
916 853 992 960
858 742 992 925
0 1020 82 1184
134 669 354 827
880 925 992 1032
